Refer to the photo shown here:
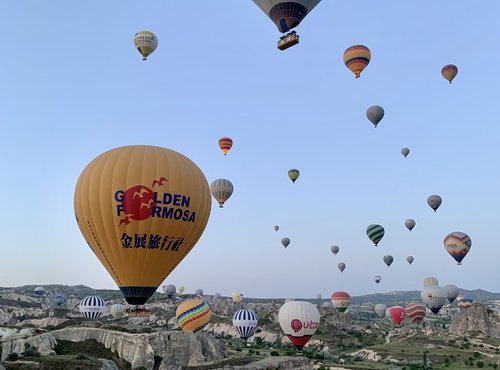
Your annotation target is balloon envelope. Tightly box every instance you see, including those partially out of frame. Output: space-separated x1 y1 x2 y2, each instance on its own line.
401 147 410 157
443 232 471 265
34 287 45 295
407 256 414 264
343 45 371 78
337 262 346 273
421 285 447 314
288 169 300 183
195 289 204 296
232 292 242 302
458 298 473 310
178 286 185 294
405 219 415 231
176 299 211 332
252 0 321 33
330 245 339 255
423 277 439 287
210 179 234 208
406 303 426 325
331 291 351 313
53 294 64 306
134 31 158 60
441 64 458 83
383 255 394 267
374 276 381 284
278 301 320 350
366 105 384 127
375 303 386 318
218 137 233 155
366 224 385 246
427 195 442 212
389 306 406 325
110 304 125 319
281 238 290 248
162 284 176 298
79 296 105 319
274 225 279 232
233 309 258 339
74 145 211 305
443 284 459 304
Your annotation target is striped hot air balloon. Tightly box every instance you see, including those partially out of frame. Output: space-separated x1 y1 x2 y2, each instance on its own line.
443 232 471 265
79 296 106 319
406 303 426 325
366 224 385 246
233 309 258 339
441 64 458 84
210 179 234 208
176 299 211 332
218 137 233 155
343 45 371 78
331 291 351 313
458 298 473 310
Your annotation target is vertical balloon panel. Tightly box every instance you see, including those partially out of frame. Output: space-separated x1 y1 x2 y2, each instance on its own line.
74 145 211 305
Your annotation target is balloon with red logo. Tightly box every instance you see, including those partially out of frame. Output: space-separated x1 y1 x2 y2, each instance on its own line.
278 301 320 351
406 303 426 325
389 306 406 325
74 145 212 305
331 291 351 313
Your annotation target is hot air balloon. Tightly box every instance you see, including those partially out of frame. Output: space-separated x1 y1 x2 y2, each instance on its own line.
343 45 371 78
443 232 471 265
53 294 64 306
423 277 439 287
456 295 465 302
366 106 384 128
278 301 320 350
74 145 212 306
323 301 332 308
218 137 233 155
110 304 125 319
407 256 414 264
374 275 381 284
79 296 106 319
162 284 176 298
406 303 426 325
388 306 406 325
405 219 415 231
458 298 473 310
274 225 279 232
375 303 386 318
443 284 459 304
427 195 442 212
421 285 447 314
176 299 211 332
331 291 351 313
233 309 258 340
337 262 346 273
281 237 290 248
285 298 295 303
330 245 339 256
195 289 204 296
315 293 322 300
288 169 300 183
441 64 458 84
133 31 158 61
34 287 45 296
210 179 234 208
252 0 321 50
178 286 185 295
401 148 410 157
383 255 394 267
366 224 384 246
214 292 221 298
232 292 242 302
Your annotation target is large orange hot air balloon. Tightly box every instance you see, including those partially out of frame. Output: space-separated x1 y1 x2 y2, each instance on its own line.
343 45 371 78
218 137 233 155
74 145 212 305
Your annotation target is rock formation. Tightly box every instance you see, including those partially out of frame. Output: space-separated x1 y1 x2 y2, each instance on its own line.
449 303 500 338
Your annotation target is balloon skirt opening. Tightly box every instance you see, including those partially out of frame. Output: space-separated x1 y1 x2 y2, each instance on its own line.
120 286 157 305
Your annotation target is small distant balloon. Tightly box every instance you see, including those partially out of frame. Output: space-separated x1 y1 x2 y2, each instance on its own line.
331 291 351 313
210 179 234 208
443 232 471 265
218 137 233 155
405 219 415 231
421 285 447 314
316 293 322 300
331 245 339 256
407 256 414 264
232 292 242 302
423 277 439 287
383 255 394 267
366 105 384 128
288 169 300 183
178 286 185 294
274 225 279 232
79 296 105 320
343 45 371 78
401 148 410 157
195 289 204 296
162 284 176 298
441 64 458 84
375 303 387 318
281 237 290 248
366 224 385 246
338 262 346 273
427 195 442 212
406 304 426 325
389 306 406 325
443 284 459 304
374 275 381 284
134 31 158 61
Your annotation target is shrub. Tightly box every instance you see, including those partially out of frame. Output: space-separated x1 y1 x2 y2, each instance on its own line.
476 361 484 368
21 344 40 357
270 351 279 356
235 348 242 352
6 353 19 361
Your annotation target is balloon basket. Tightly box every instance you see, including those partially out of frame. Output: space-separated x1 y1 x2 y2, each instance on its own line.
277 32 299 51
124 306 150 317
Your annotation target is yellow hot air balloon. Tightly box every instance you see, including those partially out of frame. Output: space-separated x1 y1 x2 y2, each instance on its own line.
176 299 212 332
232 292 241 302
343 45 371 78
134 31 158 60
288 169 300 183
74 145 211 305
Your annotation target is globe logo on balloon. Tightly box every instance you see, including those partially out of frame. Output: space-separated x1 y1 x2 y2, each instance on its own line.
290 319 302 332
120 185 156 223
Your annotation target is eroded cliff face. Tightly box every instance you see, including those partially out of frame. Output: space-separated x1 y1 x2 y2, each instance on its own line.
449 303 500 338
0 327 226 369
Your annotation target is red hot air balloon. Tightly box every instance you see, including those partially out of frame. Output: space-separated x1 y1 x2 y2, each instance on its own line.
218 137 233 155
389 306 406 325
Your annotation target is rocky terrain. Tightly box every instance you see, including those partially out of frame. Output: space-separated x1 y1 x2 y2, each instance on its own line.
0 285 499 369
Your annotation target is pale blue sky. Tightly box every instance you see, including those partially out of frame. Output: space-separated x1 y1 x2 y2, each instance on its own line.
1 1 499 298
